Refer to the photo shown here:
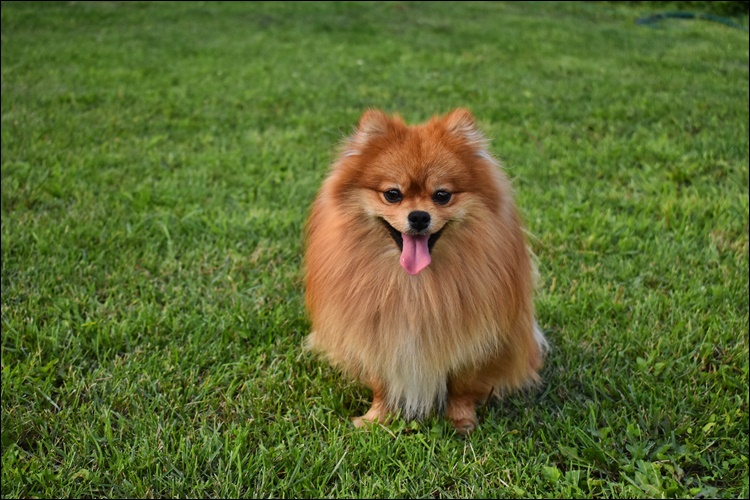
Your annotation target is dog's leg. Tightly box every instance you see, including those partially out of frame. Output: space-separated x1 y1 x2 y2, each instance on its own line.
446 395 478 435
352 382 389 428
447 321 546 435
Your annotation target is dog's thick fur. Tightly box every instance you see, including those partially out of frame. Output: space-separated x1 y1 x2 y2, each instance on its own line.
304 109 547 434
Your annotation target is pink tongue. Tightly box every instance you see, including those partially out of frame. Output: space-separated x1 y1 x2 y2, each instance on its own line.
400 233 431 275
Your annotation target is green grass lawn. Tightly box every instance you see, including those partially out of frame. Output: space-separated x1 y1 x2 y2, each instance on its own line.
1 1 748 497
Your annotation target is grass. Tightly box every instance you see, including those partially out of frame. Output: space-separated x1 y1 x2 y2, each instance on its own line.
1 1 748 497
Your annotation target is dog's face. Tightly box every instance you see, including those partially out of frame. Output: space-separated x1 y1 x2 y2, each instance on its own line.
356 147 469 275
329 109 503 275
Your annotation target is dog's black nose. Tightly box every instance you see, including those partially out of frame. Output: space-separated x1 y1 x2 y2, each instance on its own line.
408 211 431 232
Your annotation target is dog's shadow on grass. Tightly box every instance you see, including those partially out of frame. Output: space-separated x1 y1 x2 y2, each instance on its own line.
479 327 616 435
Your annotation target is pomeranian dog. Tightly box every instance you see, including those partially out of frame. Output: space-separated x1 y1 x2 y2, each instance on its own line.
304 108 547 435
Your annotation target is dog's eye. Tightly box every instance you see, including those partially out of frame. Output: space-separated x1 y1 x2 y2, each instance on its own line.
433 191 452 205
383 189 403 203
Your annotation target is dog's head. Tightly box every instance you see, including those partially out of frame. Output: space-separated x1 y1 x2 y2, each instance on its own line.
328 108 505 275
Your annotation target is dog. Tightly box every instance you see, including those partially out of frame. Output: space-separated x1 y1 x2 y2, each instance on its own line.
303 108 547 434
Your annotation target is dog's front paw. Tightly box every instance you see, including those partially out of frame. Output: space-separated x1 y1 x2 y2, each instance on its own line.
450 417 477 436
446 398 478 436
351 416 369 429
351 415 384 429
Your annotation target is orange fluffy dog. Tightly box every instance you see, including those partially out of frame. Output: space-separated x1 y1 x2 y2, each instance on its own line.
304 108 547 435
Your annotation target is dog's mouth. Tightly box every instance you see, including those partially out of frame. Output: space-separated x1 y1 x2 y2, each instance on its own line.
380 218 445 275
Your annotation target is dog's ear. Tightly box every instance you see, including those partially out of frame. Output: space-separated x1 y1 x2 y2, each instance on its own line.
444 107 475 132
443 108 484 144
341 109 403 157
357 109 391 137
443 108 495 163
